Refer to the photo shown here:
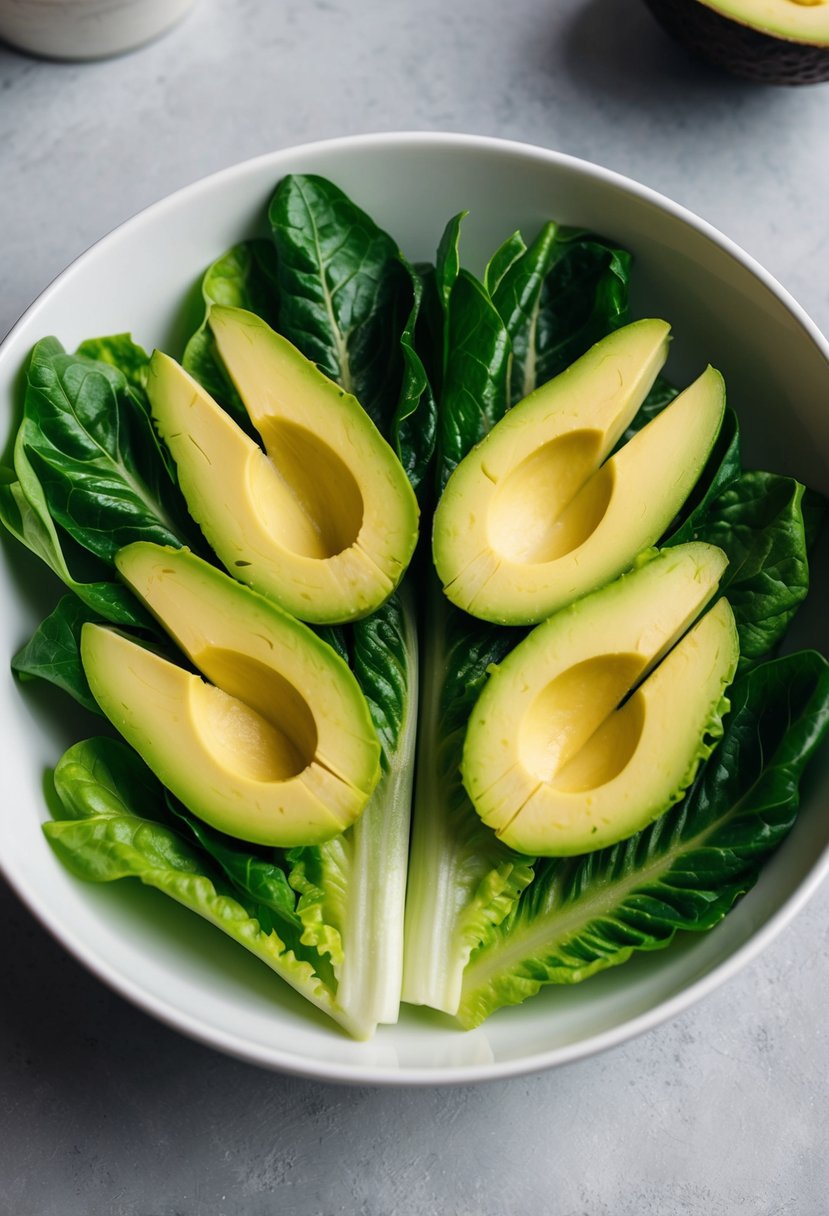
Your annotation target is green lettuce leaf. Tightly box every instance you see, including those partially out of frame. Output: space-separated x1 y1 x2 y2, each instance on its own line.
490 220 559 406
532 229 630 387
43 738 365 1035
0 463 149 626
268 175 435 490
12 595 103 714
75 334 151 393
483 230 527 298
435 212 467 321
402 584 534 1014
16 338 192 563
404 218 636 1015
673 471 813 663
457 650 829 1028
390 264 437 494
287 588 418 1032
164 796 302 938
437 269 510 490
182 239 280 423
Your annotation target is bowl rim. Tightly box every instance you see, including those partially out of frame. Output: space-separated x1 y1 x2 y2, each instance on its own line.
2 129 829 1087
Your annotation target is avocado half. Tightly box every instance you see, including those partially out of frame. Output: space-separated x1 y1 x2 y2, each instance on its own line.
643 0 829 84
433 319 726 627
82 544 381 847
462 543 739 856
147 306 419 626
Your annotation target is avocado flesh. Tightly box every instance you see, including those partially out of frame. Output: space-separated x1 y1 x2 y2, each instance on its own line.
700 0 829 45
461 544 739 856
147 306 419 625
433 320 725 626
81 544 381 846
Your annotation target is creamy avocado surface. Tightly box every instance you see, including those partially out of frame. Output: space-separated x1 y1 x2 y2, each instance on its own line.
462 544 739 856
433 320 726 625
146 306 419 626
82 544 381 846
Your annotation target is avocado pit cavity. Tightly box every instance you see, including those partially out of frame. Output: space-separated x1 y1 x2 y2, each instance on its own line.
191 649 318 782
518 654 646 790
462 544 740 856
82 544 382 846
434 319 726 625
486 431 611 564
249 419 365 560
147 306 418 625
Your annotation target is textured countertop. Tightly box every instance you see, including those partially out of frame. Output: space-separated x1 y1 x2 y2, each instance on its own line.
2 2 829 1212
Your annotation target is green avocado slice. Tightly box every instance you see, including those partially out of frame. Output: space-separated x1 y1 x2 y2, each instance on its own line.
81 544 381 847
433 319 727 626
462 543 739 856
146 306 419 625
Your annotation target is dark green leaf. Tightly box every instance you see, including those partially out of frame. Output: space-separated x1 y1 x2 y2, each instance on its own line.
668 407 742 539
619 374 679 444
435 212 467 321
269 174 405 433
18 338 192 563
269 175 434 491
484 230 527 298
351 590 412 767
165 795 301 935
491 221 559 405
12 596 103 713
533 230 631 386
182 240 280 424
0 464 151 627
438 269 510 489
390 262 437 493
78 331 181 486
76 335 151 393
679 472 811 663
801 486 827 553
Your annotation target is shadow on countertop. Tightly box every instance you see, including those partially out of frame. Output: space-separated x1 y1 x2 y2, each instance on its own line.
554 0 785 112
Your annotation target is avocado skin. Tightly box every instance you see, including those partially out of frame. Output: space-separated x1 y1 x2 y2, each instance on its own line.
643 0 829 84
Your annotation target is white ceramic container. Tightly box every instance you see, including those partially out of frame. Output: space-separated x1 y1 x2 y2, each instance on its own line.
0 0 194 60
1 132 828 1085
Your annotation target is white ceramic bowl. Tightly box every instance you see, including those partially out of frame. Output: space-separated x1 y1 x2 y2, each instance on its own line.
0 0 195 61
2 133 828 1086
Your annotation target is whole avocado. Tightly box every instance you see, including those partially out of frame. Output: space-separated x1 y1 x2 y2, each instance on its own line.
644 0 829 84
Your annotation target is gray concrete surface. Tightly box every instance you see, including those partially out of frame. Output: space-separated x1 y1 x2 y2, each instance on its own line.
2 0 829 1211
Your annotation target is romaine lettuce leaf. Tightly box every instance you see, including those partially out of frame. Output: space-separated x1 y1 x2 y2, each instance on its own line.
673 470 815 664
16 337 194 562
0 462 149 626
402 585 534 1013
44 738 364 1034
182 239 279 424
457 651 829 1028
268 174 435 492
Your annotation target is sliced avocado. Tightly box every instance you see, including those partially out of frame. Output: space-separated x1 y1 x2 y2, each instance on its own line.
433 319 725 626
462 543 739 856
643 0 829 85
81 544 381 847
146 306 419 625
